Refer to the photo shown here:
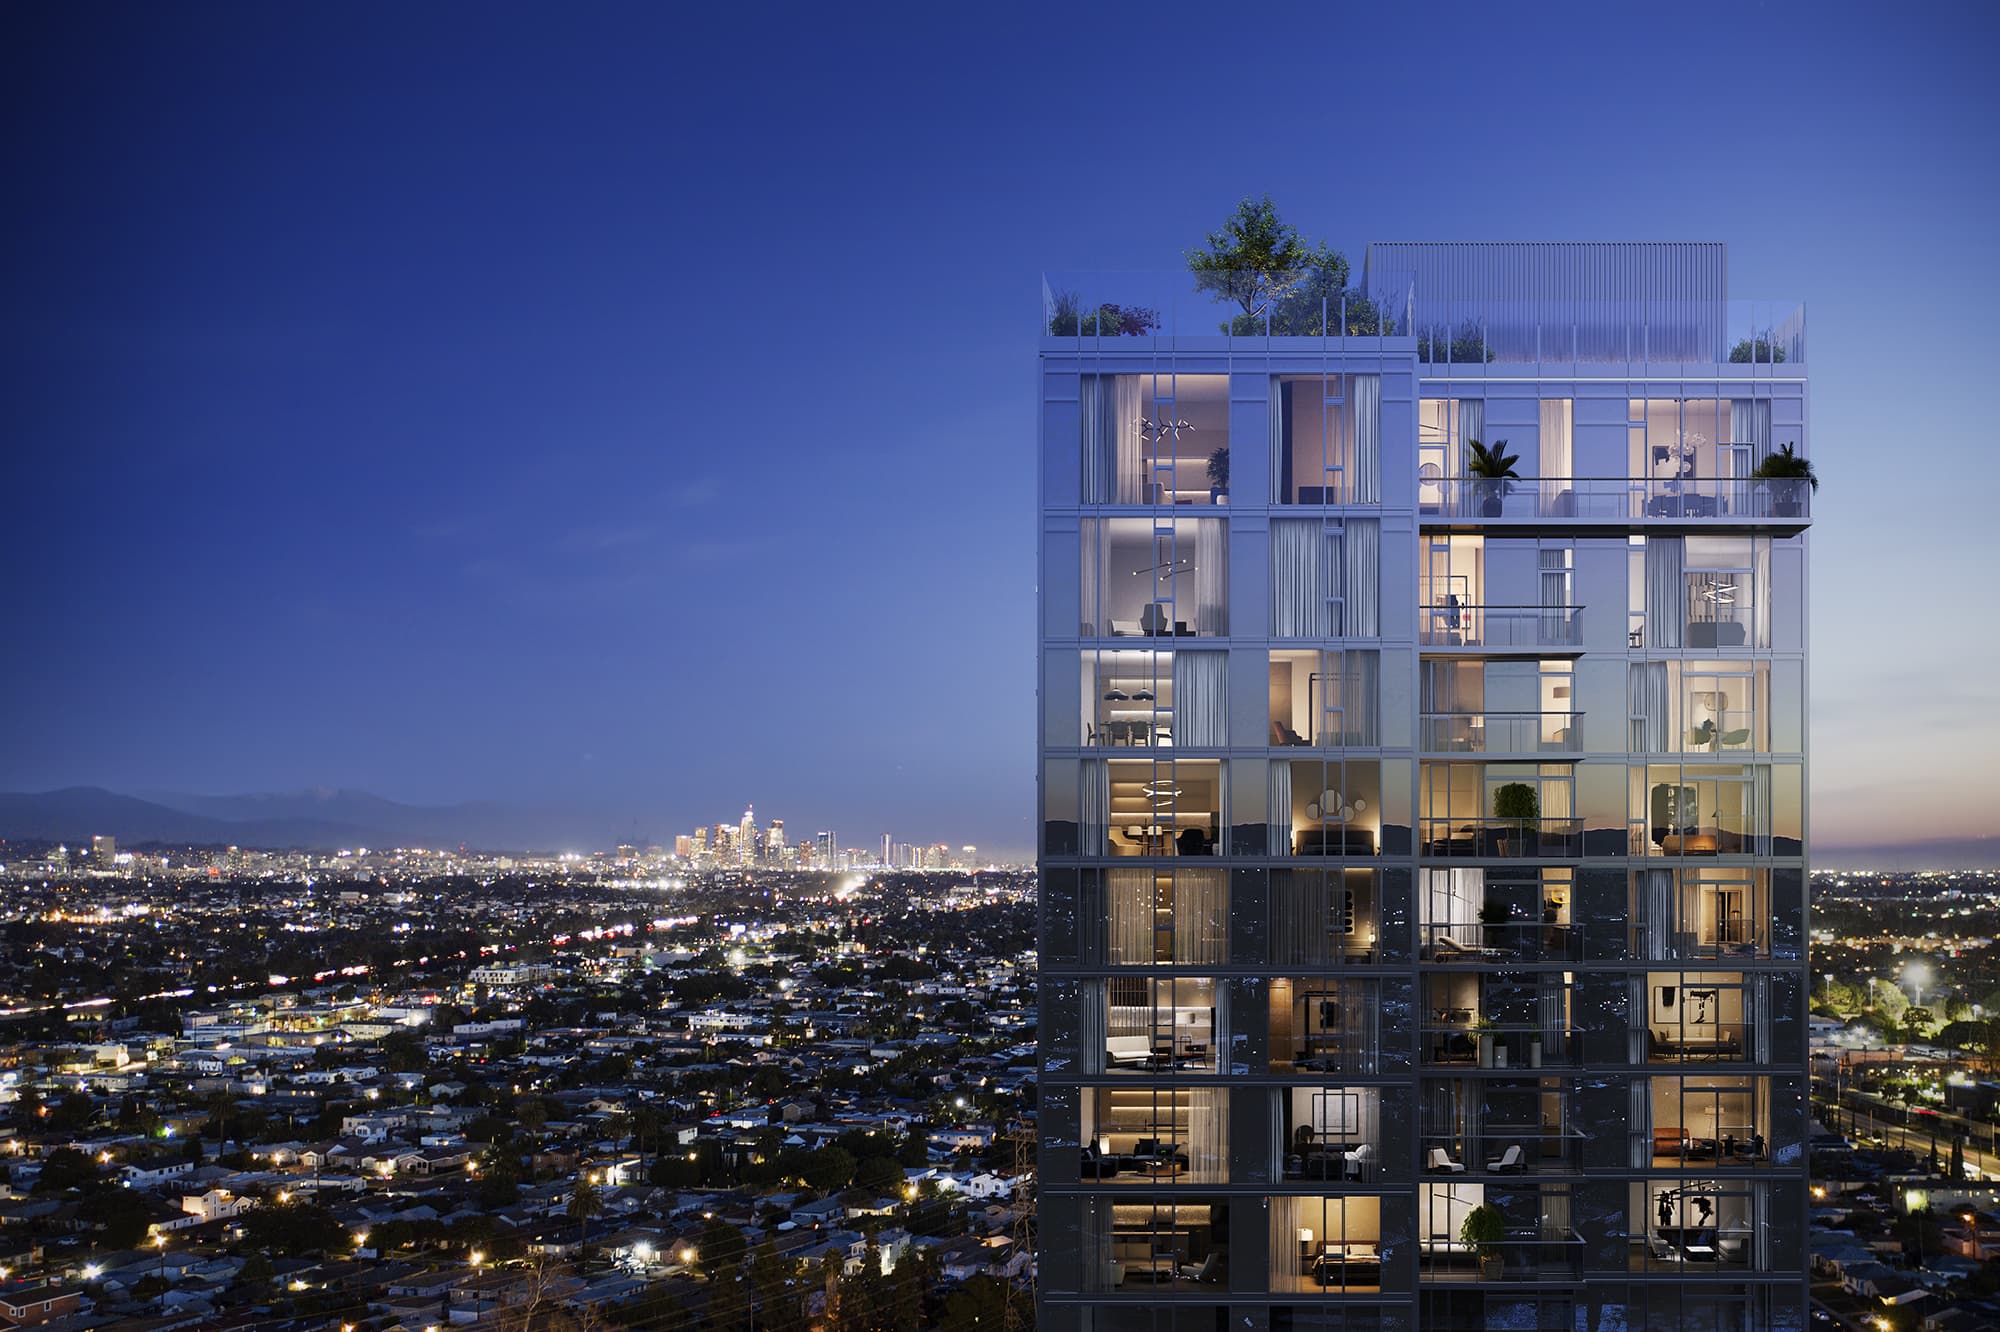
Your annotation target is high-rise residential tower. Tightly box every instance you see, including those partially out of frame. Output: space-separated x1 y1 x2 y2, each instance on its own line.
1036 242 1809 1331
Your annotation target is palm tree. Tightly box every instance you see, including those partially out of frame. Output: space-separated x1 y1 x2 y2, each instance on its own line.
1465 438 1521 515
567 1173 603 1269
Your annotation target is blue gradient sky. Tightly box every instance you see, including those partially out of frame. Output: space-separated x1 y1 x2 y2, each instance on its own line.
2 3 1994 858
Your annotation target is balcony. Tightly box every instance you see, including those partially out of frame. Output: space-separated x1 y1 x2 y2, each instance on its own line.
1421 818 1584 860
1419 476 1809 533
1420 605 1582 652
1423 1020 1578 1071
1419 1231 1584 1283
1419 922 1579 964
1421 711 1581 756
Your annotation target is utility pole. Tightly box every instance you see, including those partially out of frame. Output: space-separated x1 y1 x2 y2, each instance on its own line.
1001 1118 1036 1332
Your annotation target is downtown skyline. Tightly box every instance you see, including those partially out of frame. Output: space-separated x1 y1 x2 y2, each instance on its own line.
3 3 1996 865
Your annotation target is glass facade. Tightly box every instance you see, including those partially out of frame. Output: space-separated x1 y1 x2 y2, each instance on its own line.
1039 244 1809 1331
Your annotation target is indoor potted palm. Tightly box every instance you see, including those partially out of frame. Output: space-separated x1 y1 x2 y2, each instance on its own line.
1460 1202 1506 1278
1207 447 1230 504
1751 442 1817 517
1466 438 1521 517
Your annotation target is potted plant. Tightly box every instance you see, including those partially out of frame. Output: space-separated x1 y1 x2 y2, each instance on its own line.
1466 438 1521 517
1207 447 1230 504
1472 1016 1498 1068
1493 782 1539 855
1459 1202 1506 1278
1751 442 1818 517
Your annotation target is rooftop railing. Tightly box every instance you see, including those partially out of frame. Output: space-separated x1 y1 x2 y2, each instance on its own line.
1043 272 1805 366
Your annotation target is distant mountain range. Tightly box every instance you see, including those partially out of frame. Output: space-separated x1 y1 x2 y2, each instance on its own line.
0 787 645 855
1812 835 2000 871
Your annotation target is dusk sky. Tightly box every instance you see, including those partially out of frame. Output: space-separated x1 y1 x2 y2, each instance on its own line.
3 3 1995 860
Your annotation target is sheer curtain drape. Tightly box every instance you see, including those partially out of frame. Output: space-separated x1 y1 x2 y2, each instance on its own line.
1351 375 1381 503
1641 869 1679 959
1645 538 1685 649
1730 398 1772 468
1271 520 1323 637
1270 869 1336 966
1269 377 1289 504
1539 549 1570 641
1080 521 1102 636
1173 869 1227 964
1105 869 1154 965
1194 520 1228 635
1539 398 1573 512
1187 1088 1230 1181
1629 1079 1653 1168
1078 979 1108 1075
1341 651 1380 745
1629 663 1671 752
1342 519 1380 636
1080 759 1108 855
1173 652 1228 746
1081 376 1113 503
1456 400 1484 475
1268 760 1294 859
1753 766 1773 856
1115 378 1143 502
1076 872 1106 964
1753 539 1772 649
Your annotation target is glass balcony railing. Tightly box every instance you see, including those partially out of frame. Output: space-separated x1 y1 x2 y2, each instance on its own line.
1420 1130 1581 1176
1422 1022 1578 1069
1419 922 1579 963
1418 1231 1584 1282
1419 605 1582 650
1420 711 1581 754
1042 273 1805 368
1421 477 1810 524
1420 818 1584 859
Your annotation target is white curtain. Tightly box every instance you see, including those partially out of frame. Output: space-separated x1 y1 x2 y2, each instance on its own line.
1114 377 1144 503
1753 766 1773 857
1753 538 1771 649
1751 974 1772 1063
1351 375 1381 503
1268 760 1294 858
1340 651 1380 745
1539 398 1573 513
1269 377 1289 504
1173 869 1228 965
1645 538 1685 650
1194 519 1227 636
1271 519 1322 637
1341 518 1380 637
1629 662 1670 753
1187 1088 1229 1182
1730 398 1772 468
1079 520 1101 636
1456 399 1484 476
1539 548 1570 642
1172 651 1227 747
1080 759 1108 856
1642 868 1676 960
1081 376 1112 503
1078 979 1107 1076
1106 869 1154 965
